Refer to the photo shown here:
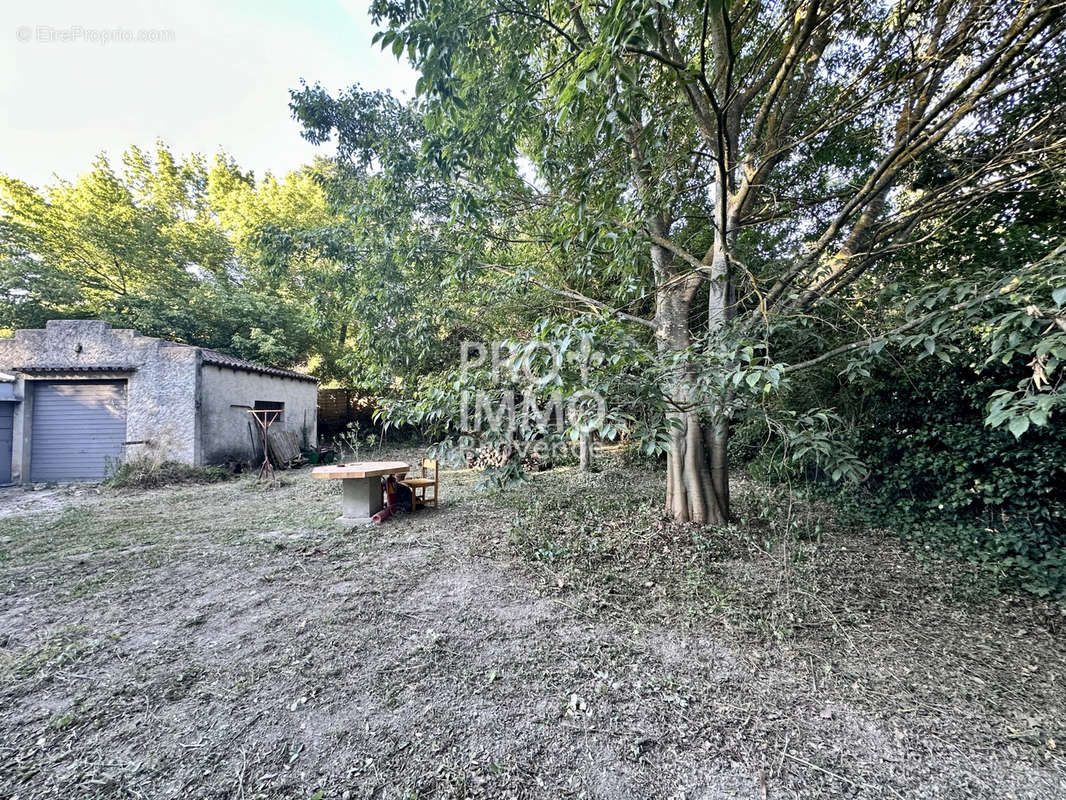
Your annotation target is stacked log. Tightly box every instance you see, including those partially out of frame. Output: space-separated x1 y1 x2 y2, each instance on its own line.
464 442 555 472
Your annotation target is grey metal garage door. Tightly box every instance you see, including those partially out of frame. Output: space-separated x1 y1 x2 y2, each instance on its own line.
0 402 12 484
30 381 127 482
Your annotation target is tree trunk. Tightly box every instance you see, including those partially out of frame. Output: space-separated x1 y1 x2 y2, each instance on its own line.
665 404 728 525
704 417 729 522
577 431 592 471
690 227 736 526
651 212 732 526
657 279 728 525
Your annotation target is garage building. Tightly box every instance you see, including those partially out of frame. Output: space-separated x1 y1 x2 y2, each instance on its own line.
0 320 318 484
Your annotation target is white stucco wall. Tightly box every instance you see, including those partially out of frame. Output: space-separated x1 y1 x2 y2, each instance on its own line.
199 364 318 464
0 320 200 481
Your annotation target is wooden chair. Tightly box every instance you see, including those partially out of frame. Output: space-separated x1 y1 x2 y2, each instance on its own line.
401 459 439 511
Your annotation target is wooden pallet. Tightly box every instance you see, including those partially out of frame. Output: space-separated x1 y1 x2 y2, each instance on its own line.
268 429 305 468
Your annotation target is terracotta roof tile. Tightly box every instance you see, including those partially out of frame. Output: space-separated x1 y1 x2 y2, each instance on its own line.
198 348 318 383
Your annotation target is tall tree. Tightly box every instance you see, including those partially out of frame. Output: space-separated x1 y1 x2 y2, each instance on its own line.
289 84 519 390
1 146 318 368
360 0 1065 523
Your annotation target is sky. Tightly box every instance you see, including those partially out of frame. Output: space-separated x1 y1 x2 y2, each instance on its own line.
0 0 418 187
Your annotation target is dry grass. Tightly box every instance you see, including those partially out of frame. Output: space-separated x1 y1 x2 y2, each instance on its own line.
105 456 231 490
0 449 1063 799
497 461 1066 792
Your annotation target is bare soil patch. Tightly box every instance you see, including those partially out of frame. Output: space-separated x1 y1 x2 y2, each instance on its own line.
0 485 100 518
0 449 1063 799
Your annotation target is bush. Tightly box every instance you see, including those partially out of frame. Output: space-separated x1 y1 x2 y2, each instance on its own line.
106 457 230 490
834 362 1066 598
732 353 1066 599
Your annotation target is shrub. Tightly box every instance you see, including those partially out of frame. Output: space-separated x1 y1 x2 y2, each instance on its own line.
106 457 230 490
732 352 1066 599
834 362 1066 598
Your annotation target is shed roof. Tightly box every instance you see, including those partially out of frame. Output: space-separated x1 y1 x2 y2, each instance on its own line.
198 348 318 383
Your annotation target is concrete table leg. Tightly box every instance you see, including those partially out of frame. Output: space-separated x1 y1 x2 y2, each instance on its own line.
338 476 383 525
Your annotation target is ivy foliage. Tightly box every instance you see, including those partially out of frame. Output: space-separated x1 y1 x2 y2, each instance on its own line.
838 358 1066 599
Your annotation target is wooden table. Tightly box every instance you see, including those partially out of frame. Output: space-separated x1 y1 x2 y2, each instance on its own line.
312 461 410 525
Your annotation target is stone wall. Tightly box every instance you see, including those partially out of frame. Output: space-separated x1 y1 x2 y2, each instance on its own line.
199 364 318 464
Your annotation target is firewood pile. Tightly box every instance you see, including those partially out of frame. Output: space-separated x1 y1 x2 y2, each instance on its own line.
464 442 555 472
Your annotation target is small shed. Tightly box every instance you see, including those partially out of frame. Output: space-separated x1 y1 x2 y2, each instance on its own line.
0 320 318 484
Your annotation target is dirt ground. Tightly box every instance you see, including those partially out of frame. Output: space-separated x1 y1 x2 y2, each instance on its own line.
0 450 1063 799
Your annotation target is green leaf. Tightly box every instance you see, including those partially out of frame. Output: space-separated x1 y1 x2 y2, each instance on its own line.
1008 415 1030 438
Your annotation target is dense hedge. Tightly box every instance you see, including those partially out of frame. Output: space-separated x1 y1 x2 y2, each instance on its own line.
835 362 1065 598
733 353 1066 598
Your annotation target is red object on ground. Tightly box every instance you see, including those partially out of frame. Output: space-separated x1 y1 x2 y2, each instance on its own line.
372 476 401 524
